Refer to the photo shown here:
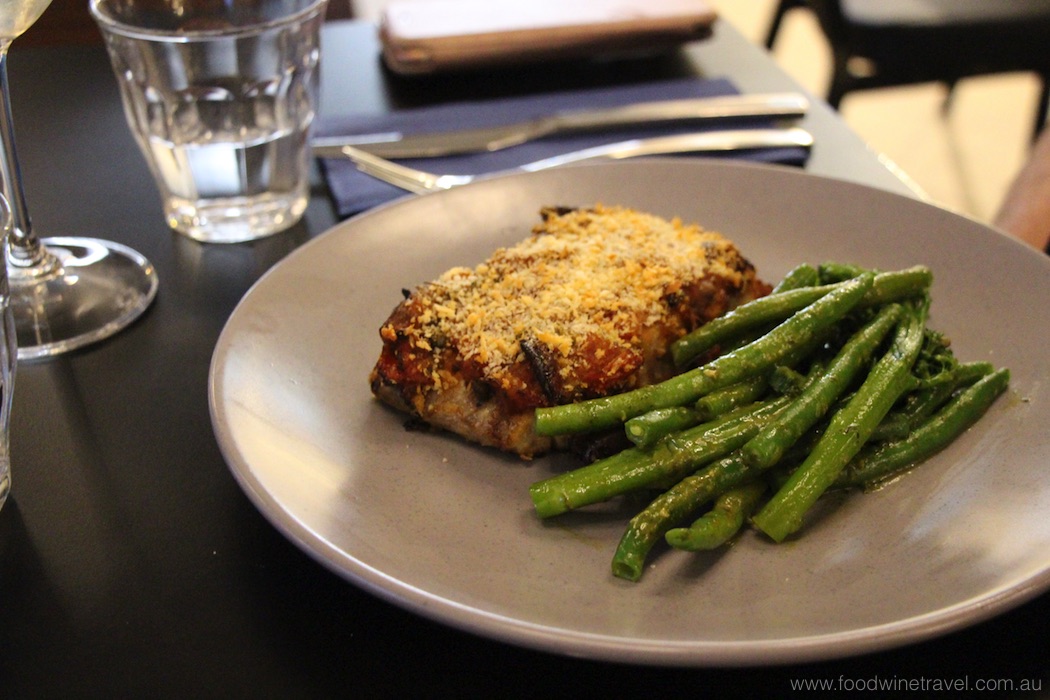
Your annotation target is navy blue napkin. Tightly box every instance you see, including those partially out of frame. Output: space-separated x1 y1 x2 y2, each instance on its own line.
316 77 809 218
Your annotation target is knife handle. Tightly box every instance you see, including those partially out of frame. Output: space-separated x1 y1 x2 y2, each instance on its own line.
520 127 814 172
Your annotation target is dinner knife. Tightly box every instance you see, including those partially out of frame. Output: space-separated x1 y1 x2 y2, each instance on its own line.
311 92 809 159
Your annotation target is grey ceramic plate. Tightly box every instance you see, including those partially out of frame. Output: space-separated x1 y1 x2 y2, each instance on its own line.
209 160 1050 666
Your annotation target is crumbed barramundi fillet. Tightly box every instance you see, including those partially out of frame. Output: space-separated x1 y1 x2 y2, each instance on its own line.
369 204 771 458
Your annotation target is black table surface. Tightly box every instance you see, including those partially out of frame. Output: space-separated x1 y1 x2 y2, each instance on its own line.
1 19 1046 699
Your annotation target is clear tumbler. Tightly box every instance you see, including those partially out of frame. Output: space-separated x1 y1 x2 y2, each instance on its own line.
91 0 329 244
0 191 17 511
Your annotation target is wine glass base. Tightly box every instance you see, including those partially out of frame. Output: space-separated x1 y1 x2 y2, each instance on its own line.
9 236 158 361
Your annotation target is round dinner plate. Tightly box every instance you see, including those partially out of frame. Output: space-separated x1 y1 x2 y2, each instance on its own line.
208 159 1050 666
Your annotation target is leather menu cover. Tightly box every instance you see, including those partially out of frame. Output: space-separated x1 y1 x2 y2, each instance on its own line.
379 0 718 75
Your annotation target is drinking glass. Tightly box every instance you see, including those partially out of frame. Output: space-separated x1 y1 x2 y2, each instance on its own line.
0 0 158 361
90 0 328 244
0 191 14 512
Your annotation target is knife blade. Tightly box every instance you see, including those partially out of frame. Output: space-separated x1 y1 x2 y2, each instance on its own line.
311 92 809 159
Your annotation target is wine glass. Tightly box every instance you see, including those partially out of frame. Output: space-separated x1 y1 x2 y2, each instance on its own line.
0 0 157 361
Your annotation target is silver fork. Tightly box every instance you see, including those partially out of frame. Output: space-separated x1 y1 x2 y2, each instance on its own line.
340 127 814 194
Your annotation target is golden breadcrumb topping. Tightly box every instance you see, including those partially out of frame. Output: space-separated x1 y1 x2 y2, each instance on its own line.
388 204 750 388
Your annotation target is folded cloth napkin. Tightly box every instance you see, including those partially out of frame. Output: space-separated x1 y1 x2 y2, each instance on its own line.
316 77 809 218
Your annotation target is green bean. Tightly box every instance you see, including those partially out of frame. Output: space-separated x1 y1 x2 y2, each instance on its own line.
622 307 829 450
741 303 903 470
673 264 820 373
693 374 771 422
611 452 758 581
864 267 934 307
670 285 836 368
771 263 820 292
818 262 867 283
751 301 928 542
530 397 789 519
534 273 876 438
837 367 1010 488
869 361 993 442
670 266 931 368
695 355 819 436
625 406 703 448
665 480 767 551
672 265 819 377
768 365 810 395
608 306 900 576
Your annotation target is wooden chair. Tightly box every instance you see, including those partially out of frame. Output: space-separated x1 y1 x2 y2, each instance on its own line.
765 0 1050 134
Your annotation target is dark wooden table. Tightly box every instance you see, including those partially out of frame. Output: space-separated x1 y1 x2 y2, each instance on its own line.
0 19 1045 699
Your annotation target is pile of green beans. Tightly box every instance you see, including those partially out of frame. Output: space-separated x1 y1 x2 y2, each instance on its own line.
528 263 1010 582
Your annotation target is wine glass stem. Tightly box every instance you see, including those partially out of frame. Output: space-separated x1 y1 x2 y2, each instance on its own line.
0 48 55 276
